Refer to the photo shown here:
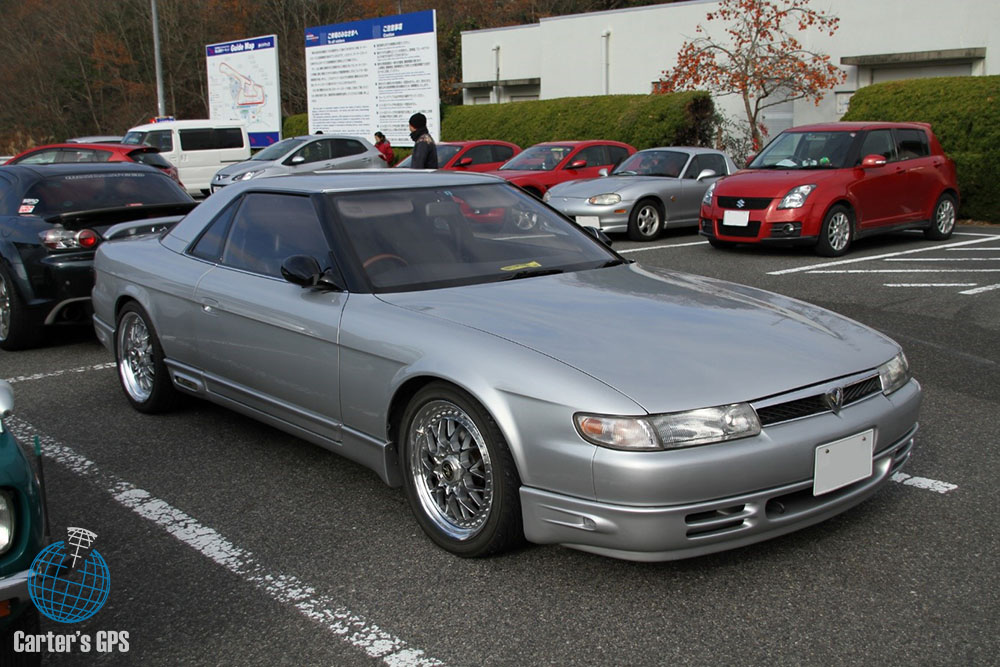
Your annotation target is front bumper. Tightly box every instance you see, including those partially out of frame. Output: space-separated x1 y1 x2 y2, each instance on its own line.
700 200 822 245
550 199 632 232
521 378 921 561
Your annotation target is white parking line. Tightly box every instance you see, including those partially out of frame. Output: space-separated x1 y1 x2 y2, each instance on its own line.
619 240 707 254
883 283 977 288
3 362 117 384
890 472 958 494
959 283 1000 295
768 236 999 275
6 416 443 667
946 247 1000 251
809 269 1000 274
883 257 1000 262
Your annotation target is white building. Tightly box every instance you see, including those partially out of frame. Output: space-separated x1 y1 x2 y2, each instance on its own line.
459 0 996 135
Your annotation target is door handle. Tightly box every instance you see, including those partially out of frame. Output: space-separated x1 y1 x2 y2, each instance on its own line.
200 298 219 313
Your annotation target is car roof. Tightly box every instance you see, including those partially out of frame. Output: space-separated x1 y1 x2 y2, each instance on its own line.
438 140 519 148
222 169 505 194
291 134 367 143
15 143 143 153
637 146 720 155
529 140 630 147
127 119 246 131
784 121 933 132
0 162 163 178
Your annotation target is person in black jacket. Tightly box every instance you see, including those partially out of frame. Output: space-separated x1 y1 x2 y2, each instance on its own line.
407 113 437 169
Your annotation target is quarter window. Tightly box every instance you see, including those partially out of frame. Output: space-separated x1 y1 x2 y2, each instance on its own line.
335 139 367 158
895 129 929 160
607 146 630 167
492 145 515 162
220 193 330 277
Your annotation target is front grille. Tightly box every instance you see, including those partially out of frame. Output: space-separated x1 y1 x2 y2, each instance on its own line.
718 196 773 210
756 375 883 426
716 220 761 237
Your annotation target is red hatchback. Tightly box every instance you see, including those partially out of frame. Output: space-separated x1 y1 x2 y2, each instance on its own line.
487 140 636 197
700 122 959 256
396 140 521 171
5 143 183 188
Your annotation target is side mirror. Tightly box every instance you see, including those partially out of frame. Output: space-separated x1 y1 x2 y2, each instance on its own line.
290 155 305 164
457 156 473 167
583 226 613 247
281 255 343 291
696 168 717 181
598 168 609 177
0 380 13 418
745 154 757 168
861 154 888 168
568 160 587 169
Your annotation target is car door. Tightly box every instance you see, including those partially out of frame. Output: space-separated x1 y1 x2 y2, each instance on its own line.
850 129 906 229
673 154 723 224
561 145 611 182
285 138 334 174
192 191 346 443
455 144 499 171
327 138 377 169
892 128 936 222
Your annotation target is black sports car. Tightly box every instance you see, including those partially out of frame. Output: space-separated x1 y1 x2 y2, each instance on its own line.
0 162 196 350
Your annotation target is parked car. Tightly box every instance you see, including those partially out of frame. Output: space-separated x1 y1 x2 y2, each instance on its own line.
92 170 920 562
0 163 196 350
486 140 636 197
122 119 250 196
4 142 183 187
699 122 960 256
0 380 46 651
210 134 385 193
395 140 521 171
545 147 737 241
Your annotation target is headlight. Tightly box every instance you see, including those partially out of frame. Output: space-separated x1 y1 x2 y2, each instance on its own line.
587 193 621 206
0 491 13 554
778 184 816 209
878 352 910 395
575 403 761 451
702 181 717 206
541 191 551 202
234 170 261 181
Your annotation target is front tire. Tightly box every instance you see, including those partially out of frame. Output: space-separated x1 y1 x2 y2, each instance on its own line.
0 264 40 351
115 302 179 413
399 382 524 557
815 205 853 257
627 199 664 241
924 193 957 240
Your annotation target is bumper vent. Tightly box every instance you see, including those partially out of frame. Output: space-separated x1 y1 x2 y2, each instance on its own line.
717 196 773 210
716 221 761 237
756 375 883 426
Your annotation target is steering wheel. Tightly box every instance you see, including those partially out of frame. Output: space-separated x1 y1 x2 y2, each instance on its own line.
363 253 408 271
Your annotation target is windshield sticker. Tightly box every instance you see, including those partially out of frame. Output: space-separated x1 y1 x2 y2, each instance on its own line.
22 198 39 204
19 204 36 214
63 173 145 180
500 261 542 272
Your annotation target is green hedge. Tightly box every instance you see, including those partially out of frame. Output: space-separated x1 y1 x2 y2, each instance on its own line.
842 76 1000 221
441 91 713 149
283 114 309 138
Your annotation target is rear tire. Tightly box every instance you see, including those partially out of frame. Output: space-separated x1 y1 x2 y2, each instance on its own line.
815 205 853 257
924 193 956 240
627 199 664 241
0 264 41 351
115 302 179 413
399 382 524 557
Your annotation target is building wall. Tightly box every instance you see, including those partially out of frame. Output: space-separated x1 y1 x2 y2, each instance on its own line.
460 0 999 134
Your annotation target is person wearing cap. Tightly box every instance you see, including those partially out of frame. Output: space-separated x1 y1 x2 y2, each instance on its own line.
407 113 438 169
374 131 394 165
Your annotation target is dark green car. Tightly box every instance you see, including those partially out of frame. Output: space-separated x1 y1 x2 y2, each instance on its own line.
0 380 45 648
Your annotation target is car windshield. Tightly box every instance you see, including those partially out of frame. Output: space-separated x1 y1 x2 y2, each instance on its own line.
120 131 147 146
612 150 689 177
20 172 190 218
499 145 572 171
750 131 856 170
329 183 619 292
252 138 306 161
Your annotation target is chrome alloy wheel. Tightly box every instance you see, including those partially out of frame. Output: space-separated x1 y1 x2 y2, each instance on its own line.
409 400 494 539
826 211 851 252
635 204 661 237
117 311 155 403
0 273 10 342
935 197 956 235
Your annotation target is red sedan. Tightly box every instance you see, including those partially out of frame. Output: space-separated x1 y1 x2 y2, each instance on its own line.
700 122 959 256
486 140 636 197
5 142 183 187
396 140 521 171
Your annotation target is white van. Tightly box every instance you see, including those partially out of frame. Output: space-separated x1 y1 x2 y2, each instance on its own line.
122 120 250 196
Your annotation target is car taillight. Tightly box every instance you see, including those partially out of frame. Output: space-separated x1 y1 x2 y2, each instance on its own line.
40 228 102 250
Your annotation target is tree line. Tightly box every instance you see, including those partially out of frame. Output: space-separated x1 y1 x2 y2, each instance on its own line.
0 0 668 153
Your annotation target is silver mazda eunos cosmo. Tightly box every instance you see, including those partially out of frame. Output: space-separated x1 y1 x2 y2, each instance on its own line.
92 170 920 562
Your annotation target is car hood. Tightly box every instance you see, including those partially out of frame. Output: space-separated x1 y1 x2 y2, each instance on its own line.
215 160 276 180
377 264 898 414
716 169 847 198
549 175 676 198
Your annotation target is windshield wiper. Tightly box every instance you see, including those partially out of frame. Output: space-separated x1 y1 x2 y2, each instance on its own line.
599 258 631 268
499 268 565 281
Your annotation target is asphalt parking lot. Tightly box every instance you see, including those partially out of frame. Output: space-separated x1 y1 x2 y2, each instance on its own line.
2 225 997 665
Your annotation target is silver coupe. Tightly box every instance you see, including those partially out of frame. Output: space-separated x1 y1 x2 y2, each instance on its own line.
92 170 920 562
544 147 737 241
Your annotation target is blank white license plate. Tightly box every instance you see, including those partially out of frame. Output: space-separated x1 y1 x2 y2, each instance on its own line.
576 215 601 228
722 210 750 227
813 429 874 496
